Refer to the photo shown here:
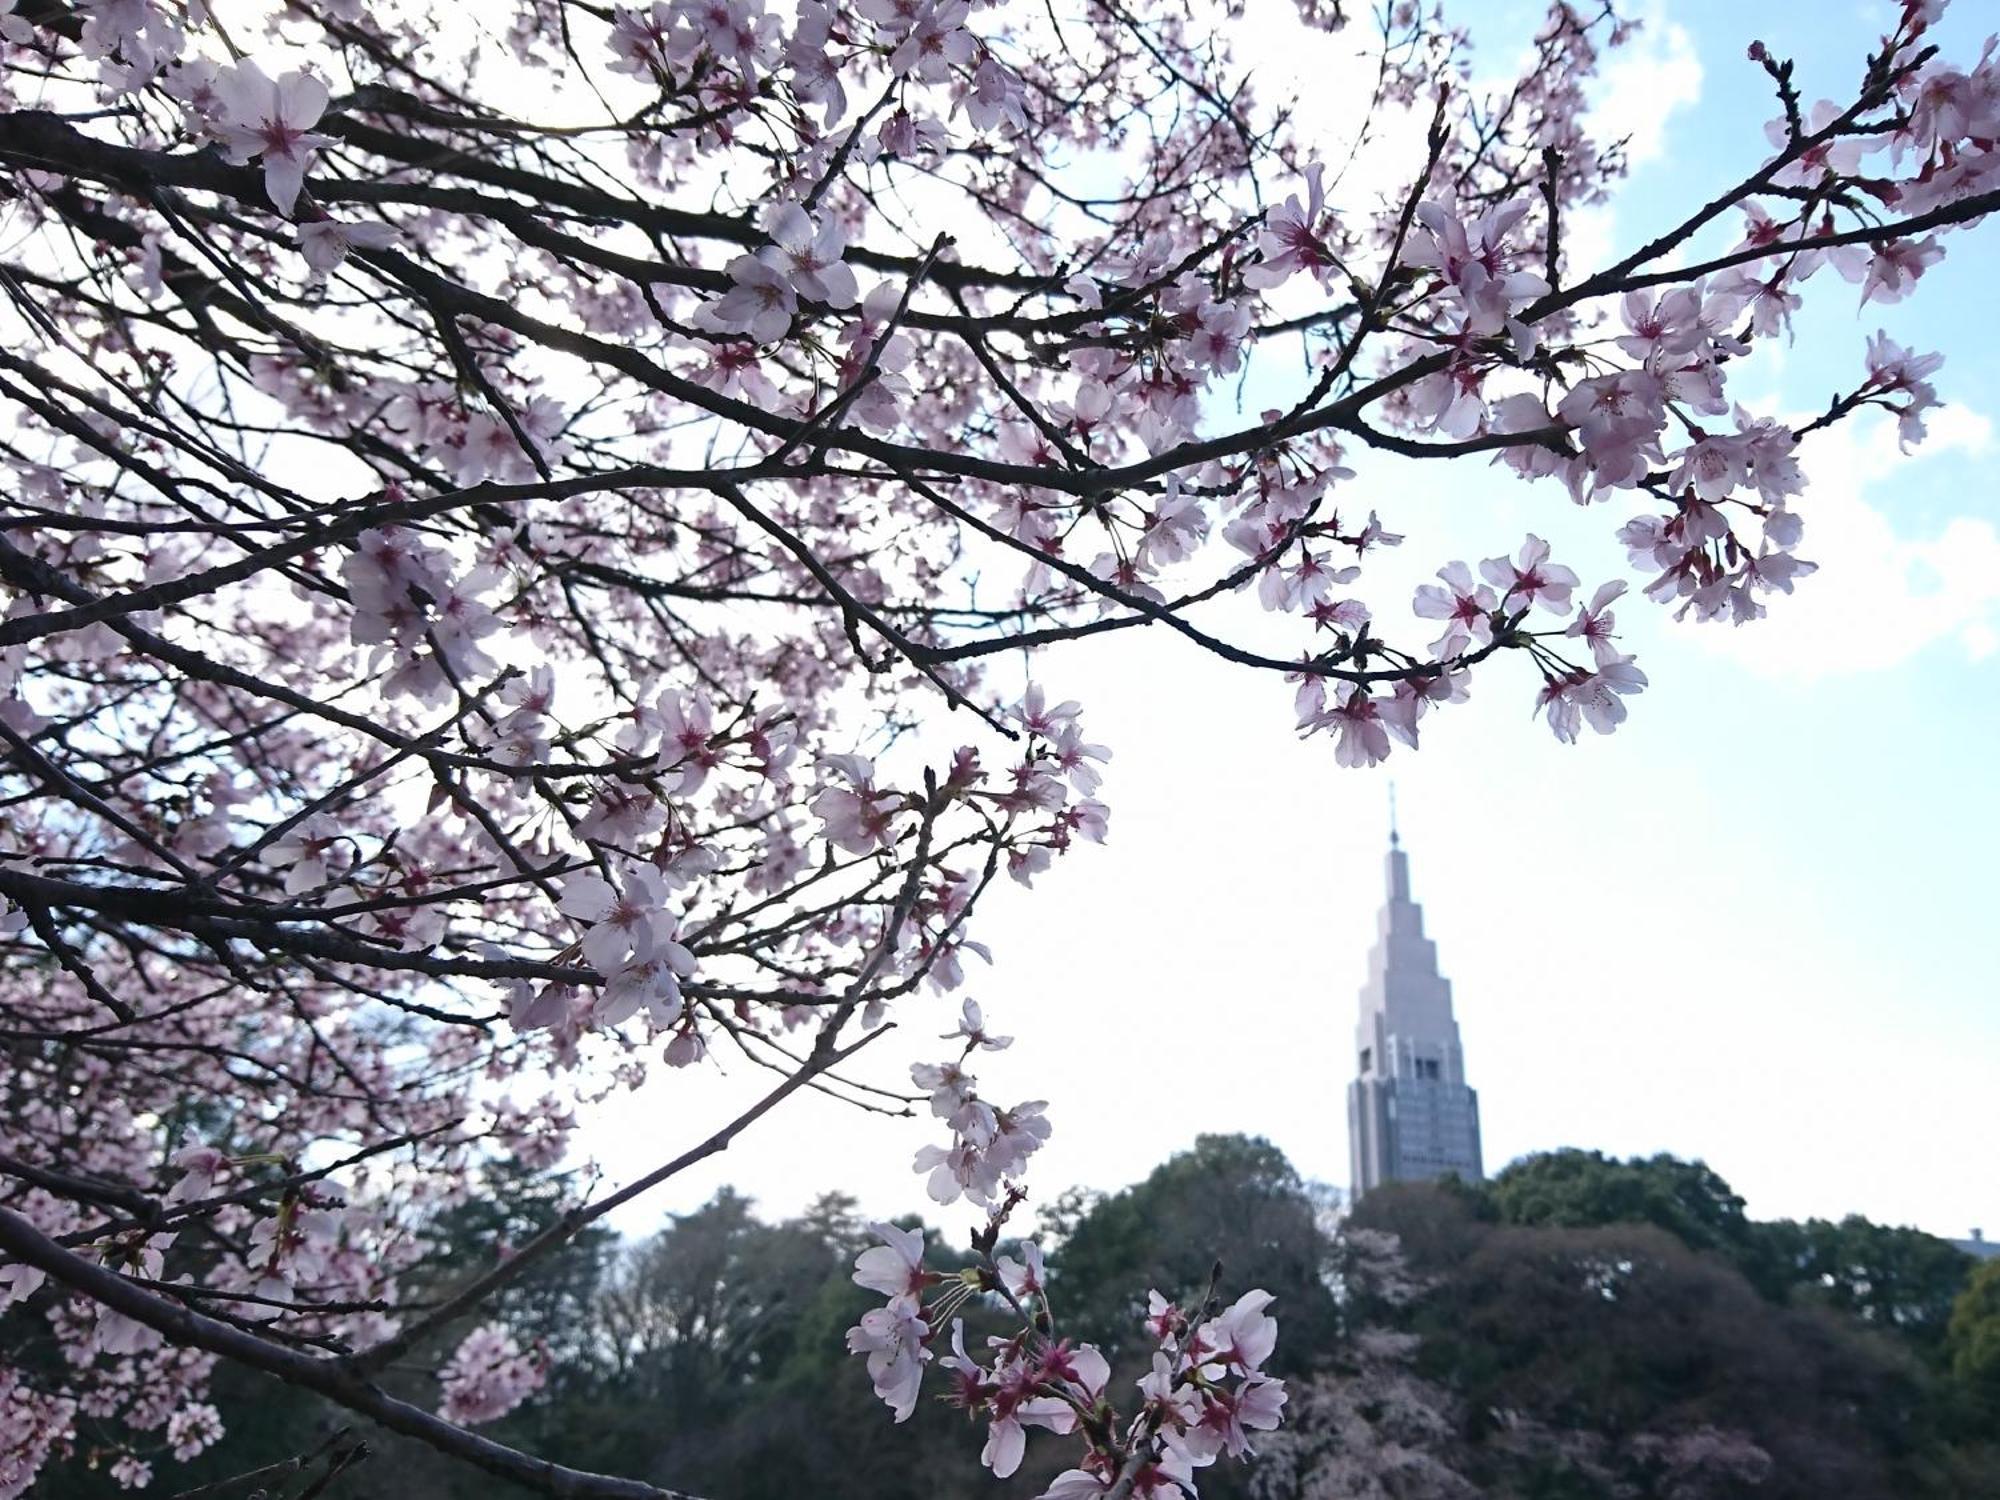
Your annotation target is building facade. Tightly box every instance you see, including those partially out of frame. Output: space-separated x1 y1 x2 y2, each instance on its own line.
1347 828 1484 1199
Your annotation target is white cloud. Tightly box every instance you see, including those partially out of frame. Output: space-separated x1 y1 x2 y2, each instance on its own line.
1680 403 2000 677
1564 5 1705 275
1589 5 1704 171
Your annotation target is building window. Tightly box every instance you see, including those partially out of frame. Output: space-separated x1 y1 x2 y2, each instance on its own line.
1360 1047 1372 1073
1416 1058 1441 1080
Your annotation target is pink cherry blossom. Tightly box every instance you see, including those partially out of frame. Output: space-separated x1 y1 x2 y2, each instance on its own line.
1405 198 1550 338
996 1242 1046 1300
438 1325 545 1426
1244 166 1337 287
1198 1288 1280 1376
1834 235 1944 305
812 757 902 854
761 202 860 307
853 1221 932 1304
1313 685 1392 769
212 62 333 218
556 861 696 1028
699 254 798 343
1480 534 1580 615
1864 331 1946 448
1566 581 1629 665
947 997 1013 1050
1412 561 1499 655
846 1300 931 1421
1535 655 1648 742
298 217 398 278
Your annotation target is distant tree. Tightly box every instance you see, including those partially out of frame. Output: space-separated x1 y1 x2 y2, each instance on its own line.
1946 1260 2000 1412
1933 1260 2000 1494
413 1159 620 1378
1488 1150 1772 1280
1487 1150 1978 1353
1353 1181 1957 1500
1761 1215 1974 1356
1045 1134 1343 1368
1256 1226 1481 1500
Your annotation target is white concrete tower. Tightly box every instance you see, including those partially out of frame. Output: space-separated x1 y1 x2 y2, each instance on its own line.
1347 803 1483 1198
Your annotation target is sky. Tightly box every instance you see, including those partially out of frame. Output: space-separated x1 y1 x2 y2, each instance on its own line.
590 0 2000 1246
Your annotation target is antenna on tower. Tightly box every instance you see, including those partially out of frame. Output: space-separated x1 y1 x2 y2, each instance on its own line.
1388 781 1399 847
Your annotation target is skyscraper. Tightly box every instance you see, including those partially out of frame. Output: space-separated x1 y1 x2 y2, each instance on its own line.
1347 818 1483 1199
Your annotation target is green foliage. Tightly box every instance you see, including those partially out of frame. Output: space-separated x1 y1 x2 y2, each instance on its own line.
1761 1214 1974 1355
1488 1148 1768 1276
1043 1133 1342 1369
1487 1149 1976 1352
1947 1259 2000 1409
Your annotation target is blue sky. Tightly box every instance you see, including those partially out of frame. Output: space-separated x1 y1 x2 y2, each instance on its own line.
592 0 1999 1245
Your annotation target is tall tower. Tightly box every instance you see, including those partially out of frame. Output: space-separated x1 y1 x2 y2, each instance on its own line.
1347 814 1483 1199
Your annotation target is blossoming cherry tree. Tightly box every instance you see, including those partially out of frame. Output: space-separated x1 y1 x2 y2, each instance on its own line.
0 0 1995 1494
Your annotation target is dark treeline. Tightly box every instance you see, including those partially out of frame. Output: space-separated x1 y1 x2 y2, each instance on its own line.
29 1138 2000 1498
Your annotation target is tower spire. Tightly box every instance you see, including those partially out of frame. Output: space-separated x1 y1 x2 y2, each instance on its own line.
1348 804 1483 1200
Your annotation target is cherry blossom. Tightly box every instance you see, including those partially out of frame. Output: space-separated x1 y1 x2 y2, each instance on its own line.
996 1242 1046 1300
846 1299 931 1421
1404 199 1550 340
438 1324 546 1426
811 756 902 855
165 1404 223 1462
1864 331 1946 448
947 998 1013 1051
1834 235 1944 305
556 860 697 1028
1480 535 1581 615
1566 581 1629 665
266 815 350 895
761 202 861 308
298 217 398 278
211 62 333 218
1313 685 1393 769
853 1221 934 1305
1536 656 1649 743
698 255 798 343
1244 166 1338 287
163 1143 227 1205
1413 562 1500 656
955 1330 1081 1476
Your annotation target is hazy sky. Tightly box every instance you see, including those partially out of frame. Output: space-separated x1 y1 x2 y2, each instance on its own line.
590 0 2000 1245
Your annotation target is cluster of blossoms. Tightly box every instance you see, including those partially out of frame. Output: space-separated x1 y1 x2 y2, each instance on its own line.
846 1214 1285 1497
239 1184 359 1311
0 1370 75 1500
848 993 1285 1491
555 859 700 1036
437 1323 548 1426
363 387 571 488
0 1155 416 1490
697 201 860 343
909 1000 1048 1205
997 690 1111 885
339 526 503 704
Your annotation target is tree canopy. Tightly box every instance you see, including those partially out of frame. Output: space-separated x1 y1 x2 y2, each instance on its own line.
26 1137 1997 1499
